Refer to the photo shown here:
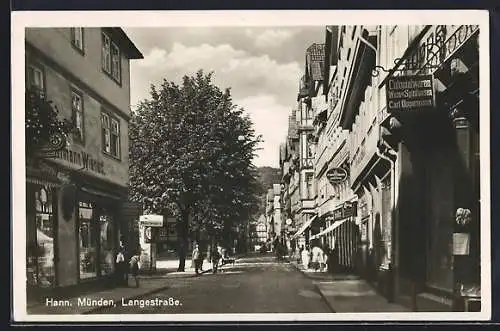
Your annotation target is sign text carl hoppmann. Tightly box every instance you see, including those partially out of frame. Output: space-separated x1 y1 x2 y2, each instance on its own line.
387 75 435 112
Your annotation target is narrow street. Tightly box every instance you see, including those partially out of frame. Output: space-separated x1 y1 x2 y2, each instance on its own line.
95 255 332 314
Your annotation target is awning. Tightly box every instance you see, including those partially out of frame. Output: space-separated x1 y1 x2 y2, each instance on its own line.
81 186 123 200
310 218 348 240
291 214 317 240
37 229 54 244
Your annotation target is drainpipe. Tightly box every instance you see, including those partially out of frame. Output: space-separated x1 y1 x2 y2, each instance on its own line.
375 144 397 302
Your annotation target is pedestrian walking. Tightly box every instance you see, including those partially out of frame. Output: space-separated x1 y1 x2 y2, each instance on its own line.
211 245 221 274
115 247 127 286
192 243 202 275
311 244 324 272
322 244 330 272
301 245 310 270
129 252 140 288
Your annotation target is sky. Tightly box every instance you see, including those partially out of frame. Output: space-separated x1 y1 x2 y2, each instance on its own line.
123 26 325 168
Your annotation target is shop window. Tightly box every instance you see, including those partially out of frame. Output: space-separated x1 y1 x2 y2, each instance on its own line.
71 90 85 144
99 215 114 276
26 185 55 288
70 27 84 53
381 177 392 267
79 201 97 280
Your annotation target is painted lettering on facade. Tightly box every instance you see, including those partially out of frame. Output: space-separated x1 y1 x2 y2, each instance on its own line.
54 147 105 175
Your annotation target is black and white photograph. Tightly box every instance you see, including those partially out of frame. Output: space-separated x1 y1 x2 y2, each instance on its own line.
11 10 490 322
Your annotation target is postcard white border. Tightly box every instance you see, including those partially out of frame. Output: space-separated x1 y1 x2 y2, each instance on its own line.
11 9 491 322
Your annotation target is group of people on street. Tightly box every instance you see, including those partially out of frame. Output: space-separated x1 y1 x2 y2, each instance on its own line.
115 238 233 282
115 237 141 288
192 242 229 275
299 243 332 272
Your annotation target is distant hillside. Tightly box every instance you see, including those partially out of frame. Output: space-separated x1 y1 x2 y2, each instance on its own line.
254 166 282 217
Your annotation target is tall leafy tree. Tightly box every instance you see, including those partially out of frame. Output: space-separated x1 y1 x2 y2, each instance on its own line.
129 70 261 271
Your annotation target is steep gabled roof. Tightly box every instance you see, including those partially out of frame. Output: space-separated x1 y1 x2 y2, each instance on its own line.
306 43 326 81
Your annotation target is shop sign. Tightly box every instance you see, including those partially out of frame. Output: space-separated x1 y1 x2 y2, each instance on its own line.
54 147 105 175
326 167 348 185
326 203 356 222
386 75 435 113
139 214 164 227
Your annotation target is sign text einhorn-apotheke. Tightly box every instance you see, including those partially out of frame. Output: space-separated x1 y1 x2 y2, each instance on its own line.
386 75 435 113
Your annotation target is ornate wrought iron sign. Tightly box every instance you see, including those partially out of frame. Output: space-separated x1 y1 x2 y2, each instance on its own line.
373 25 479 78
36 132 69 159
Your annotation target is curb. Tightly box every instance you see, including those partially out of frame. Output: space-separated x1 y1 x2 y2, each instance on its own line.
289 261 336 313
315 285 337 313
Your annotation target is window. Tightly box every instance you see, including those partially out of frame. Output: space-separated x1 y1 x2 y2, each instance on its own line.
101 31 121 83
111 43 121 82
101 112 120 158
71 90 84 143
111 118 120 157
28 64 45 96
306 174 315 199
101 33 111 74
99 214 114 276
26 185 55 289
79 201 97 280
70 28 84 53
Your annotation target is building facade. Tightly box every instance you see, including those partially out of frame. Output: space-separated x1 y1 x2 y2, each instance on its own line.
307 26 360 272
280 111 303 249
334 24 480 311
25 27 143 299
284 25 481 311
